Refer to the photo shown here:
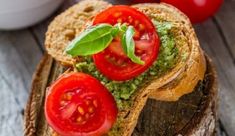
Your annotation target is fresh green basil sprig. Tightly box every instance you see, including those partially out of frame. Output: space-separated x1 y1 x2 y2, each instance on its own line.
65 23 144 65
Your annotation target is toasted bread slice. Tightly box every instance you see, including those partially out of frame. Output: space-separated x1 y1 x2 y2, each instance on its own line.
110 3 206 135
45 0 111 65
44 0 207 135
45 0 206 102
149 48 206 101
132 3 206 101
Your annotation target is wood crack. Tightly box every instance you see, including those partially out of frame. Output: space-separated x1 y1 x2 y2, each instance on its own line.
4 36 33 84
29 28 44 53
218 119 229 136
0 71 24 108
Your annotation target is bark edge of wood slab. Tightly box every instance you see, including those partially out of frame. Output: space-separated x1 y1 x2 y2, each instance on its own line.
23 54 218 136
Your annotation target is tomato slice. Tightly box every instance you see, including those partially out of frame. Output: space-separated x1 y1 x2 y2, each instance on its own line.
92 6 160 81
45 72 118 136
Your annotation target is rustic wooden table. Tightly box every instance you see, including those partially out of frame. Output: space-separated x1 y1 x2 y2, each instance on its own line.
0 0 234 136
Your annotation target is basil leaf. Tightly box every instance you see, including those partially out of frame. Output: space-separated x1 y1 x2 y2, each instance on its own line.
66 23 145 65
121 35 127 54
111 26 119 37
66 24 113 56
122 26 145 65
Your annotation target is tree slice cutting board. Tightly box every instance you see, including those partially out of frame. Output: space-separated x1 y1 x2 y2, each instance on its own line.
24 54 218 136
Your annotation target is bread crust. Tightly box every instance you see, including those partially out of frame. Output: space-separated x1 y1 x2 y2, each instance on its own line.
150 48 206 101
115 3 207 134
45 0 111 65
133 3 206 101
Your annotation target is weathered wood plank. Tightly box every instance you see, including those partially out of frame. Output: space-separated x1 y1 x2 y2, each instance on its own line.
27 0 235 135
0 30 42 136
24 55 218 136
194 19 235 136
214 0 235 59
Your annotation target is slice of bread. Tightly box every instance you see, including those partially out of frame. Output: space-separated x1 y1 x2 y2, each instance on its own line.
132 3 206 101
45 0 206 102
149 48 206 101
45 0 111 65
44 0 207 135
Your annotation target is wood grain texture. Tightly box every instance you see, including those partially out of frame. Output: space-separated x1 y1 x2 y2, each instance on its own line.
134 57 218 135
0 30 42 136
214 0 235 59
194 19 235 136
30 0 235 135
216 121 229 136
24 55 217 136
0 0 234 136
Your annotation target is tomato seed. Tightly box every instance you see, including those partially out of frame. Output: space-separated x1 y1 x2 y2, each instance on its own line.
81 121 86 125
60 101 66 106
114 12 122 18
76 116 83 123
85 100 91 105
117 18 122 23
88 107 94 113
136 49 143 54
62 92 73 101
116 59 124 66
121 63 127 67
77 106 85 115
66 95 72 100
134 20 139 26
93 100 98 108
105 54 110 59
85 113 90 119
128 16 133 23
139 24 145 31
134 31 140 39
109 57 116 62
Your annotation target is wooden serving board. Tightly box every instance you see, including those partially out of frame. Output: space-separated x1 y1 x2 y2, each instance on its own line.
24 54 218 136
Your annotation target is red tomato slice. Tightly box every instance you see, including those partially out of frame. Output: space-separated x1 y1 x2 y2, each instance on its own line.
93 6 160 81
45 72 118 136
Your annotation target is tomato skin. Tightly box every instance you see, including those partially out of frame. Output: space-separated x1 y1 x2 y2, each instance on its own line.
92 6 160 81
161 0 223 23
45 72 118 136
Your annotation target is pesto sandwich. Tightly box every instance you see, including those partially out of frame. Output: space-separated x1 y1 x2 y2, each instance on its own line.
43 0 207 135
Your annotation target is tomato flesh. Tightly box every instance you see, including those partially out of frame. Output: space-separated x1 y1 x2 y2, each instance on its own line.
45 72 118 136
93 6 160 81
161 0 223 23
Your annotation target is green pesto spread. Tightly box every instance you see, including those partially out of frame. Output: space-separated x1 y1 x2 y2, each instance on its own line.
75 21 178 110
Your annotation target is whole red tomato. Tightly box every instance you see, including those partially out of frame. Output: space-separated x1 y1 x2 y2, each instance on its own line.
161 0 223 23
